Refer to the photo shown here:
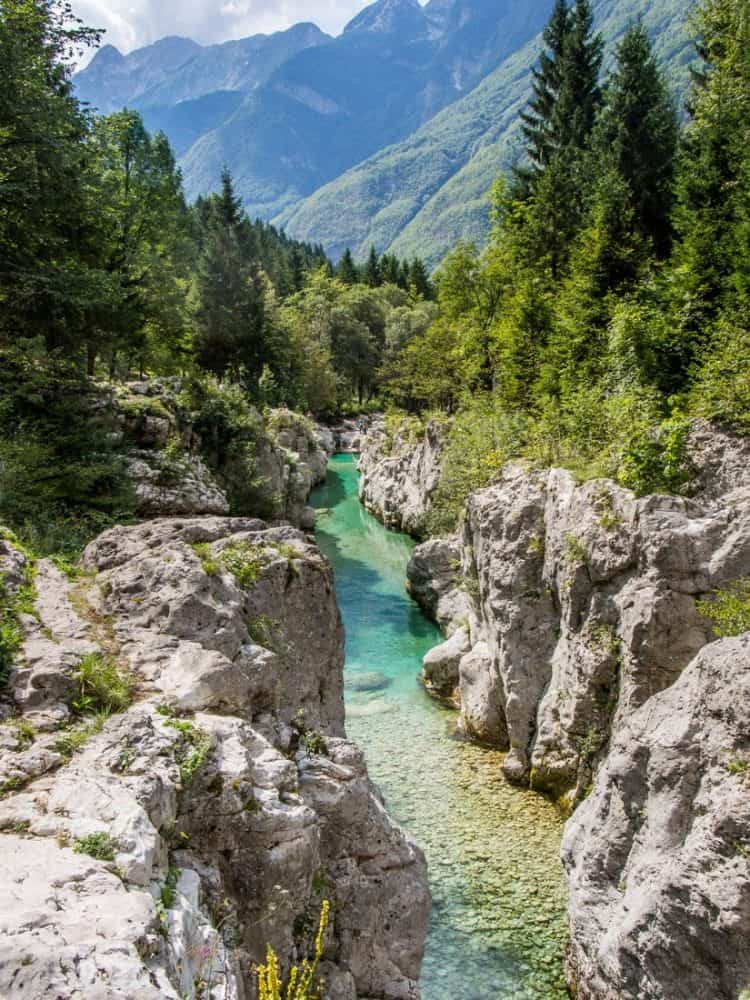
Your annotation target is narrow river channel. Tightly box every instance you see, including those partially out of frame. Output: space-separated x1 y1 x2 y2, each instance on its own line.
310 454 569 1000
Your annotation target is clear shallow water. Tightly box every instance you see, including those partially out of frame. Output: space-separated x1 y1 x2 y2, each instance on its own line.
311 455 569 1000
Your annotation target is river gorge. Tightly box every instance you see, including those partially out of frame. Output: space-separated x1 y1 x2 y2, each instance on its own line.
312 454 569 999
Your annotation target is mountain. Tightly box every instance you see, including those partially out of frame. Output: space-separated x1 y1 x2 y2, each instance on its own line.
75 37 203 114
75 23 330 114
75 0 551 220
281 0 693 267
177 0 551 218
75 0 693 267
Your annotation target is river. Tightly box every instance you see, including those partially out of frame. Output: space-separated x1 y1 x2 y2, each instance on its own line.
310 454 568 1000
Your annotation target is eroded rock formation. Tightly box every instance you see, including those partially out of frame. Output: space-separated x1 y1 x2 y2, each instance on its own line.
358 419 445 536
112 382 333 527
361 414 750 998
563 636 750 1000
410 464 750 806
0 520 430 1000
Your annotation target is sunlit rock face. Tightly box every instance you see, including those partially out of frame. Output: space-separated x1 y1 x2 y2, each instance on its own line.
358 418 446 536
563 635 750 1000
0 520 430 1000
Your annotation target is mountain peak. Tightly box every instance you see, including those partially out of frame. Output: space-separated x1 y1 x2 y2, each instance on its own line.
344 0 427 37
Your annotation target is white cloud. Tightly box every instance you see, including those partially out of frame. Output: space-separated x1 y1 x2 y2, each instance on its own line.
73 0 378 56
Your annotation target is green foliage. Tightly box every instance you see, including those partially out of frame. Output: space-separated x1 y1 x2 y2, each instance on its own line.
0 568 37 686
697 580 750 638
575 726 605 760
220 542 265 589
160 867 180 909
564 534 588 565
73 832 117 862
617 414 692 496
71 653 133 715
247 616 281 651
190 542 219 577
0 349 134 557
164 718 212 784
54 712 107 758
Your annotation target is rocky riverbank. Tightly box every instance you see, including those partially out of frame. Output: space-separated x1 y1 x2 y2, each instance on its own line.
358 416 750 999
357 418 446 536
0 516 430 999
111 380 335 529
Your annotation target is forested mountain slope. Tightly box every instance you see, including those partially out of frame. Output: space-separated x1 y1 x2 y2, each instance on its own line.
178 0 551 219
75 0 552 223
282 0 692 265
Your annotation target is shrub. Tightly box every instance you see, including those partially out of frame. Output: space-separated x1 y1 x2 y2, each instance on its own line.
73 831 117 861
220 542 265 589
54 712 108 758
248 615 281 649
164 718 212 784
698 580 750 638
71 653 133 715
0 568 37 686
0 349 134 558
190 541 219 576
257 900 330 1000
616 413 692 497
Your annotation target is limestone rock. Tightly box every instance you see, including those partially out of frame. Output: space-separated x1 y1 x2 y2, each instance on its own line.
407 463 750 805
563 636 750 1000
358 419 446 536
128 450 230 517
0 525 430 1000
421 629 470 704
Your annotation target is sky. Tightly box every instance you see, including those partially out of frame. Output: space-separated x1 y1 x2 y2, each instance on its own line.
74 0 382 57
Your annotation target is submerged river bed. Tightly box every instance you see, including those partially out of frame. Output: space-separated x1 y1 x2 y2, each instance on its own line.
311 454 569 1000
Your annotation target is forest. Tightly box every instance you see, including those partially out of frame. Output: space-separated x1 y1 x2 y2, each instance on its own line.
0 0 748 546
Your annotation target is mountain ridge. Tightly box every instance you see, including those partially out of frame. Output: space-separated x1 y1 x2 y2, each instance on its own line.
282 0 693 266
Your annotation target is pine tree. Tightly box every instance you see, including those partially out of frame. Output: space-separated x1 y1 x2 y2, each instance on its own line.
380 253 401 286
671 0 750 339
594 20 679 256
217 167 243 229
518 0 571 185
517 0 604 277
553 0 603 153
0 0 103 350
338 248 359 285
365 246 381 287
408 257 433 300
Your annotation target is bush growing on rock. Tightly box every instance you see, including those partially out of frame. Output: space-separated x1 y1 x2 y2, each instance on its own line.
698 580 750 638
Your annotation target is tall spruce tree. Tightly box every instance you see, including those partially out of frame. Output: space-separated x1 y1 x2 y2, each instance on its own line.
517 0 604 277
0 0 103 350
594 21 679 256
671 0 750 344
338 248 358 285
365 246 381 287
193 171 267 383
518 0 571 186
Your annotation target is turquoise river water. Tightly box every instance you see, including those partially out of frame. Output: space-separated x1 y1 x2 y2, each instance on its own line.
310 454 568 1000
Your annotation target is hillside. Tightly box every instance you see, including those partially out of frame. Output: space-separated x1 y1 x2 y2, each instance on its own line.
282 0 693 266
75 0 552 222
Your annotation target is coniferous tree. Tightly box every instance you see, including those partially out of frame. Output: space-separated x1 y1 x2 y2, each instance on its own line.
554 0 603 152
338 248 359 285
517 0 604 277
594 20 679 256
408 257 433 300
193 171 267 382
0 0 103 349
518 0 571 188
365 246 381 287
671 0 750 343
